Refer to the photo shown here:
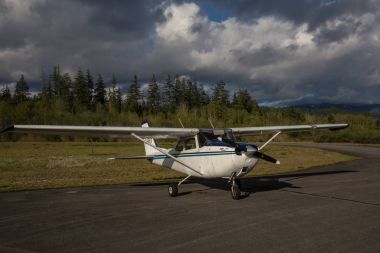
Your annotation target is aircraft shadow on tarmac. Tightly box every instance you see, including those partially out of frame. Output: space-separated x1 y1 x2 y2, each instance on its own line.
132 170 357 198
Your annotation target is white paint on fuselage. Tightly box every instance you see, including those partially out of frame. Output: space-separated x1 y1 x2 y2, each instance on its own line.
150 145 259 178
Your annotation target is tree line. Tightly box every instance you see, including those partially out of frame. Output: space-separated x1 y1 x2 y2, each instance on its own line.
0 66 259 117
0 66 379 143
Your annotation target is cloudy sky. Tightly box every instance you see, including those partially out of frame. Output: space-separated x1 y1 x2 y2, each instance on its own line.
1 0 380 104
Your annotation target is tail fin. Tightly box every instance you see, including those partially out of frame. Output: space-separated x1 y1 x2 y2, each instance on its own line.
141 120 157 156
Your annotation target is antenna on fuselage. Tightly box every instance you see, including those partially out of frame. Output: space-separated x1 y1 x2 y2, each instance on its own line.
208 118 215 129
178 118 185 128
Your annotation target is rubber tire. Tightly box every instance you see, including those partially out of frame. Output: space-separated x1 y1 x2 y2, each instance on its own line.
168 183 178 197
235 178 242 188
231 182 241 200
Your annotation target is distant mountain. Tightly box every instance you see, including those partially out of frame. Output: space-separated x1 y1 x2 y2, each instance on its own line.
290 103 380 117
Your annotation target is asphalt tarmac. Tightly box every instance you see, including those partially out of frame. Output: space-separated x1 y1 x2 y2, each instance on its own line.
0 144 379 253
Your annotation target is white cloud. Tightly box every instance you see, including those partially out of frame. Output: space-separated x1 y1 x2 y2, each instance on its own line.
151 2 379 102
156 2 206 43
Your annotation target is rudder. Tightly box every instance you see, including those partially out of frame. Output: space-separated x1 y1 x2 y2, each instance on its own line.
141 120 157 156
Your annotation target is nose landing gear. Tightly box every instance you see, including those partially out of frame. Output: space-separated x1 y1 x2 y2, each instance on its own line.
231 178 242 200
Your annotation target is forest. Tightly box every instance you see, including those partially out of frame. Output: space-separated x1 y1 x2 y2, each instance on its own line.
1 66 379 143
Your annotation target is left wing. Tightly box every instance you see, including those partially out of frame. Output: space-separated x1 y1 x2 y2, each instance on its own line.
0 125 199 139
231 123 348 136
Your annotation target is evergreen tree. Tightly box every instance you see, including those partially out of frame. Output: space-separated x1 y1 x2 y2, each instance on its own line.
14 74 29 103
147 74 161 113
163 74 176 113
61 73 73 111
125 74 142 114
232 88 254 112
0 85 11 101
94 74 106 105
108 75 122 113
174 74 186 105
108 76 116 110
40 69 53 102
86 69 94 104
198 85 210 106
185 79 199 109
51 65 61 97
115 87 122 113
212 80 229 105
211 80 229 118
73 69 90 108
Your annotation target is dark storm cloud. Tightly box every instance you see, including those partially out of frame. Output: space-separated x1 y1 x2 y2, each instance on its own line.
313 15 362 44
211 0 379 31
0 0 165 82
73 0 163 36
1 0 380 103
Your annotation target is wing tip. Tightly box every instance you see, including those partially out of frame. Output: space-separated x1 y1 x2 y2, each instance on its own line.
329 123 349 131
0 125 14 134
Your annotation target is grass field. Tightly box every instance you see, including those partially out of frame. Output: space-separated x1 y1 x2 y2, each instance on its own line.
0 142 357 192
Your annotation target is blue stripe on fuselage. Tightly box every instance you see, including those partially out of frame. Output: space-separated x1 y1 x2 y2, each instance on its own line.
152 151 235 160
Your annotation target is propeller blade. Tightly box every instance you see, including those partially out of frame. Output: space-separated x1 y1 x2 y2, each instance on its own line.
253 151 280 164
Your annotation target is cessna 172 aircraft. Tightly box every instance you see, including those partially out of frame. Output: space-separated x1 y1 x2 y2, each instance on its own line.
1 122 348 199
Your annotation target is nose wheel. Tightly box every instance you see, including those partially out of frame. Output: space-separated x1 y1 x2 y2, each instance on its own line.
231 178 242 200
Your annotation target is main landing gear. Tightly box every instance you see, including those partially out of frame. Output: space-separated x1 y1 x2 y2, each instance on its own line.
168 175 191 197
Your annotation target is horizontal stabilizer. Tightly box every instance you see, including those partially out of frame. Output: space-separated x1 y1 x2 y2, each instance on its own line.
107 155 154 160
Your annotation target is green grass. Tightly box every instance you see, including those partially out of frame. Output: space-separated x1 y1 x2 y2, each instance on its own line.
0 142 357 192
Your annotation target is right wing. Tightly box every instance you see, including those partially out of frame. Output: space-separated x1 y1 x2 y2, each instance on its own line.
0 125 199 139
231 123 348 136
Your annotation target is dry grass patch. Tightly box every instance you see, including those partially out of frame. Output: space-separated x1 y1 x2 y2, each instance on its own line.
0 142 357 192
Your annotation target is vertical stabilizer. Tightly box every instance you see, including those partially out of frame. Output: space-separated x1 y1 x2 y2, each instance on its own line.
141 120 157 156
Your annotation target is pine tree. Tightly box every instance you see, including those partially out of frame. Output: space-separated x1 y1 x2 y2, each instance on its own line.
51 65 61 97
115 87 122 113
94 74 106 105
86 69 94 104
61 73 73 111
198 85 210 106
40 69 53 102
212 80 229 105
108 76 116 109
211 80 229 118
185 79 198 109
163 74 176 113
14 74 29 103
147 74 161 113
232 88 254 112
0 85 11 101
73 69 90 109
108 75 121 113
125 74 142 113
174 74 186 105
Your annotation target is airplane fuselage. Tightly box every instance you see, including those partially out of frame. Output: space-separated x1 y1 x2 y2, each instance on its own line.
150 145 259 178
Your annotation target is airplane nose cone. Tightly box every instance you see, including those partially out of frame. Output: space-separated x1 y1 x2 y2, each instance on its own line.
245 145 257 158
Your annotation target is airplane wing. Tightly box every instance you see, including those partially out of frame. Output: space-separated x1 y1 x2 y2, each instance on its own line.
0 125 199 139
1 123 348 138
231 123 348 136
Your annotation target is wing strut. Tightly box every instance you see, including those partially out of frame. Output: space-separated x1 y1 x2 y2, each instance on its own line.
131 133 203 176
258 131 281 151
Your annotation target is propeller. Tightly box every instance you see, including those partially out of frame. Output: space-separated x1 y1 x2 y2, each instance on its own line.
235 143 280 164
252 151 280 164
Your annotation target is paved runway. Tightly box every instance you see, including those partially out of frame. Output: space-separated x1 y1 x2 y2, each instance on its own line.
0 144 380 253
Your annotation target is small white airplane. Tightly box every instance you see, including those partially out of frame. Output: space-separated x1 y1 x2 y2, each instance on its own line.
1 121 348 199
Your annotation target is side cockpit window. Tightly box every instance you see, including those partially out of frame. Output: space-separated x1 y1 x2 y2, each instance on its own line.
176 136 197 151
184 138 196 150
175 140 184 151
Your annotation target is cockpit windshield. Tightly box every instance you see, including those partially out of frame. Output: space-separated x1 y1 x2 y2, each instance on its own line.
198 130 236 147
